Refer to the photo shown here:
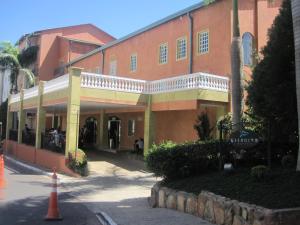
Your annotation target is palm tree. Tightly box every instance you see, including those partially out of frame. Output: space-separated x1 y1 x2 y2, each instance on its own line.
291 0 300 170
0 42 35 94
231 0 243 132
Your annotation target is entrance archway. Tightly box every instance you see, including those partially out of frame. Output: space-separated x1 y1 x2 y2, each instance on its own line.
108 116 121 149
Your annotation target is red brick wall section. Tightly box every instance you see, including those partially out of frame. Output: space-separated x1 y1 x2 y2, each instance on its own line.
3 140 77 177
16 144 35 164
35 149 76 176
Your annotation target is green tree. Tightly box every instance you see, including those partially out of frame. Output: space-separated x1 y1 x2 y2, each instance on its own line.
247 0 296 144
291 0 300 170
0 41 35 92
0 41 19 57
194 112 214 141
0 42 35 139
231 0 243 132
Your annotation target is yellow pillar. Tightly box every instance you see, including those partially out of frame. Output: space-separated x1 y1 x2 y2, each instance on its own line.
5 96 13 140
102 112 109 148
97 110 104 147
17 90 25 144
65 67 82 157
35 81 46 149
143 95 155 155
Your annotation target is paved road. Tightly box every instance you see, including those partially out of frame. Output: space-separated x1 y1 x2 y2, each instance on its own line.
0 158 100 225
64 151 213 225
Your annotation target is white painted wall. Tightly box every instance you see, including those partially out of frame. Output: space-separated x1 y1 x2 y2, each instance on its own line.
0 68 11 104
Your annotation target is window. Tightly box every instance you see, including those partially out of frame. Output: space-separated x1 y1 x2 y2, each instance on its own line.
159 43 168 64
109 60 117 75
130 54 137 72
128 119 136 136
95 67 100 74
176 37 187 60
242 32 254 66
198 31 209 54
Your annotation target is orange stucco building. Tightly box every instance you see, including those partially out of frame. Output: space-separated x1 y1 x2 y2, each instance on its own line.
4 0 284 174
18 24 115 81
66 0 283 148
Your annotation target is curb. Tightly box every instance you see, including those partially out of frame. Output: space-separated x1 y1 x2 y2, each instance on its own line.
96 212 118 225
4 155 51 176
4 155 70 183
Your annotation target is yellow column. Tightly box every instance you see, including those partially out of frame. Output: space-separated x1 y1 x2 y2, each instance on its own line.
65 67 82 157
35 81 46 149
143 95 155 155
5 96 13 140
97 110 104 147
17 90 25 144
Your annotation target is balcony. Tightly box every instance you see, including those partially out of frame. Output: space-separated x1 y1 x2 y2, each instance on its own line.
80 72 229 94
9 72 229 107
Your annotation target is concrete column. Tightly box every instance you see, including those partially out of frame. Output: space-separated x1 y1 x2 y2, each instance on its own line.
5 96 13 140
96 110 104 147
143 95 155 155
17 90 25 144
65 67 82 158
35 81 46 149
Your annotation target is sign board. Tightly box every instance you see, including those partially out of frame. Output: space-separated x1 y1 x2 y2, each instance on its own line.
229 129 261 149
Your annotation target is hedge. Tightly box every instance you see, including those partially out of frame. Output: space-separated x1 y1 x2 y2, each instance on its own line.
145 140 230 179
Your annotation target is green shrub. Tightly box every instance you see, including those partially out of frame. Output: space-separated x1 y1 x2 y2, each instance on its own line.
251 165 269 181
145 140 227 179
194 112 214 141
68 149 88 176
281 155 295 169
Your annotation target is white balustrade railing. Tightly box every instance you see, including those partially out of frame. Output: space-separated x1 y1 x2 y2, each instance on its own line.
23 86 38 100
81 72 229 94
9 72 229 104
44 74 69 94
81 72 147 93
10 93 21 104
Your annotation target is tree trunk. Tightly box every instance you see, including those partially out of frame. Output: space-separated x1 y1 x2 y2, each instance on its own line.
292 0 300 171
231 0 243 132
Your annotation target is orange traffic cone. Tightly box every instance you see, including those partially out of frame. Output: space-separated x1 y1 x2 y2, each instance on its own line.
0 155 5 200
45 168 63 221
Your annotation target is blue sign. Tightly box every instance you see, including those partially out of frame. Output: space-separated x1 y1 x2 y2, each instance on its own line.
229 130 261 149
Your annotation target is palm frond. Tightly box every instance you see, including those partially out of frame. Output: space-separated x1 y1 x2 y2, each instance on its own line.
19 68 35 88
0 53 20 69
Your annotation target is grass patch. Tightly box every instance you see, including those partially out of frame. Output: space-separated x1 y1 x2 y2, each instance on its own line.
162 169 300 209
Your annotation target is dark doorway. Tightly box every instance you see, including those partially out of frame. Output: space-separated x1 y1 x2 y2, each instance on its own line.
83 117 97 145
108 117 121 149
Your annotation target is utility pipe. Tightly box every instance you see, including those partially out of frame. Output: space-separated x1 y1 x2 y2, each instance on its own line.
188 12 194 74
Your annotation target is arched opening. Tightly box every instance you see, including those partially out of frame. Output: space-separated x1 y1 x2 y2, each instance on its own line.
108 116 121 149
242 32 254 66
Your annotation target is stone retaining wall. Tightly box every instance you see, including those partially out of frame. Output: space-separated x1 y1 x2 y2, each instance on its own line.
149 182 300 225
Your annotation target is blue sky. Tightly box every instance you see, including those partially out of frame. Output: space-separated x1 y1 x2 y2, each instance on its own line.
1 0 202 44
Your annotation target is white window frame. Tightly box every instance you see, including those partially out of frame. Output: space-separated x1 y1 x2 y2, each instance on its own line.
176 37 187 61
159 43 168 65
130 54 137 72
109 59 117 76
198 30 209 55
95 67 100 74
242 32 254 66
127 119 136 137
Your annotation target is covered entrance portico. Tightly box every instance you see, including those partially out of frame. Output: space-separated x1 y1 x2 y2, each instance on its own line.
5 67 229 173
